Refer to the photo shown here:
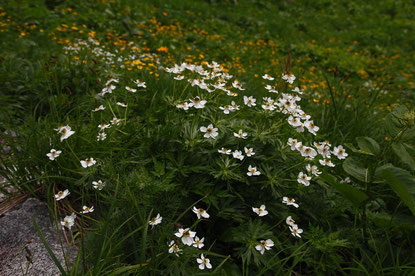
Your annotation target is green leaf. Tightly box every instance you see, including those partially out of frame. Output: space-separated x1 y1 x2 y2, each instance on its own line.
381 166 415 216
318 172 368 206
392 143 415 171
344 142 374 156
356 136 380 155
384 113 400 138
368 212 415 230
33 215 67 275
343 157 369 182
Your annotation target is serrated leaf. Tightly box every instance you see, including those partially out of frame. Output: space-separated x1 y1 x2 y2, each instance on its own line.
356 136 380 155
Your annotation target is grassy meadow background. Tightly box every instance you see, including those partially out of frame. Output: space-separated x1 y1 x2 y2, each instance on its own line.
1 0 415 275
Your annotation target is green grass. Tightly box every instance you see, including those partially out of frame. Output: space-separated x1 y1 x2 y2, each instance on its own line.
1 0 415 274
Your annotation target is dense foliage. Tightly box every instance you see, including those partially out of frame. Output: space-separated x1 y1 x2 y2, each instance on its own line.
1 0 415 274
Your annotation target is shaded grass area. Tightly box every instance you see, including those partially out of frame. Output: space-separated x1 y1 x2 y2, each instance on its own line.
0 0 415 274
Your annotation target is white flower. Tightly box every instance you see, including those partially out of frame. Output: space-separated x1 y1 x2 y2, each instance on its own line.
282 197 299 208
262 74 274 81
174 75 184 80
227 91 238 97
265 85 278 93
299 112 311 121
101 84 116 95
297 172 311 186
92 180 105 190
92 105 105 112
244 147 255 157
255 239 274 255
230 101 240 111
319 159 335 167
117 102 127 108
110 117 121 125
61 213 76 230
262 97 276 111
47 149 62 160
200 124 218 139
302 147 318 159
149 213 162 228
295 125 305 133
317 145 331 159
322 140 332 147
106 78 119 85
340 177 351 184
125 86 137 93
247 165 261 176
134 80 146 88
304 120 319 135
234 129 247 139
292 87 303 94
288 116 302 128
332 145 348 159
219 105 233 114
97 132 107 141
252 205 268 216
55 125 75 142
282 73 296 84
174 228 196 246
244 96 256 107
289 224 303 238
190 96 207 109
286 216 296 226
168 240 182 256
232 80 245 90
55 189 70 201
80 158 96 168
232 150 244 161
98 123 111 131
197 254 212 270
81 206 94 214
192 207 210 219
306 164 321 176
193 236 205 249
176 102 191 110
295 142 305 153
287 138 298 151
218 148 232 155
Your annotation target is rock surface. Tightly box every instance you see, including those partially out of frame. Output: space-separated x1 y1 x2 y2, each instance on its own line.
0 198 76 275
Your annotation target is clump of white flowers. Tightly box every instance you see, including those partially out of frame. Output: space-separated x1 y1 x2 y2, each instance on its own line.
164 62 350 262
43 52 352 271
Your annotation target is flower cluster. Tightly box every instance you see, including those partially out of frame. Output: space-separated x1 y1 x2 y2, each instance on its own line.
168 206 212 269
46 50 350 270
165 63 349 246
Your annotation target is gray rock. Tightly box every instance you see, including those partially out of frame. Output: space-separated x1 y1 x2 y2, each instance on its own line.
0 198 76 275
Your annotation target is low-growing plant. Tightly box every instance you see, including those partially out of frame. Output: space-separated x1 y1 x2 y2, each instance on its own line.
1 37 357 274
1 0 415 274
